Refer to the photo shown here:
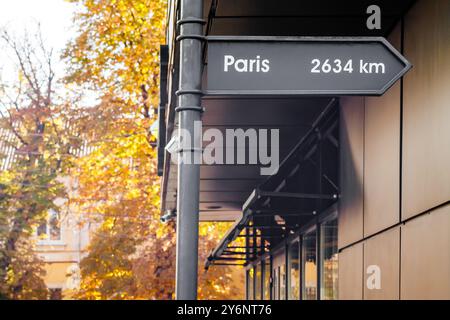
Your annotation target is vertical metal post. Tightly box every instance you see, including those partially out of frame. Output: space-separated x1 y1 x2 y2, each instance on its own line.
285 242 289 300
246 269 249 300
252 219 256 261
252 265 256 300
316 223 321 300
316 129 323 301
250 222 256 300
175 0 204 300
260 230 265 299
245 227 250 300
299 237 303 300
269 255 273 300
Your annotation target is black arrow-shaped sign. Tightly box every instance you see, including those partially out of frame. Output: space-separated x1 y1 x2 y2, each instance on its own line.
206 36 412 96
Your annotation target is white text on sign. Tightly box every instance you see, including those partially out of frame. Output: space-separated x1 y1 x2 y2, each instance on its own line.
311 59 386 74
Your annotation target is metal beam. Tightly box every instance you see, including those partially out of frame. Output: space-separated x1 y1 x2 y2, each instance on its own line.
251 212 314 217
210 263 246 267
175 0 204 300
250 209 315 216
157 45 168 177
214 257 248 261
222 250 267 255
259 190 338 200
227 246 270 249
245 225 292 229
237 234 284 238
221 252 248 256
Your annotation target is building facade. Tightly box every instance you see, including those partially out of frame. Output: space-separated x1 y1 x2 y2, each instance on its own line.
159 0 450 300
34 177 92 300
0 126 93 300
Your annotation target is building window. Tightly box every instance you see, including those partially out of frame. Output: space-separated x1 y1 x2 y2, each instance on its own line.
263 258 271 300
302 228 317 300
255 263 262 300
37 209 61 241
320 216 338 300
288 239 300 300
247 267 254 300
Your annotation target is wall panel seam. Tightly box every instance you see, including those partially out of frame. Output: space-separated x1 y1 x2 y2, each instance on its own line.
338 199 450 252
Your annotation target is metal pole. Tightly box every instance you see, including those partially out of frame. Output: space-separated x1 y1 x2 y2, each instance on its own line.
175 0 204 300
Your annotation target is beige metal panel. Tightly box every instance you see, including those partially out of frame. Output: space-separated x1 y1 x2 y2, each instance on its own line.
199 211 241 221
338 97 364 249
400 204 450 300
363 228 400 300
363 24 401 236
338 242 363 300
363 87 400 235
402 0 450 219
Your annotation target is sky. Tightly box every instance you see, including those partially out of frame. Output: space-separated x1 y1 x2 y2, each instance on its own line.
0 0 77 86
0 0 76 54
0 0 100 108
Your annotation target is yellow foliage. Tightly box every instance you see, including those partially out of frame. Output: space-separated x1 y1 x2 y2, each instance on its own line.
64 0 244 300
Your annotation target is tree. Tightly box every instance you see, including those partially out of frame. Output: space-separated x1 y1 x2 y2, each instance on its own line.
64 0 244 299
0 26 79 299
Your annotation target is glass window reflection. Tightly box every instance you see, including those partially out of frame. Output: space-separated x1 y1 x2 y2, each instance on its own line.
288 240 300 300
302 228 317 300
255 264 262 300
280 264 286 300
247 267 254 300
320 217 338 300
264 258 271 300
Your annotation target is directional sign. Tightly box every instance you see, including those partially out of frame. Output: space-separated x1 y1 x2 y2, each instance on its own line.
206 36 412 96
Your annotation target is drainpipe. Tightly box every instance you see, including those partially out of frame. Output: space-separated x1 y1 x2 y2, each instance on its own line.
175 0 204 300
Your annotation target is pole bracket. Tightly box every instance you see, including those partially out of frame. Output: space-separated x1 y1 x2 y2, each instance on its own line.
175 89 204 96
176 35 206 42
175 106 204 113
177 18 206 26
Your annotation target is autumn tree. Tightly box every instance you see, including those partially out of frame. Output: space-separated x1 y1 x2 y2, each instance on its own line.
64 0 244 299
0 27 79 299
